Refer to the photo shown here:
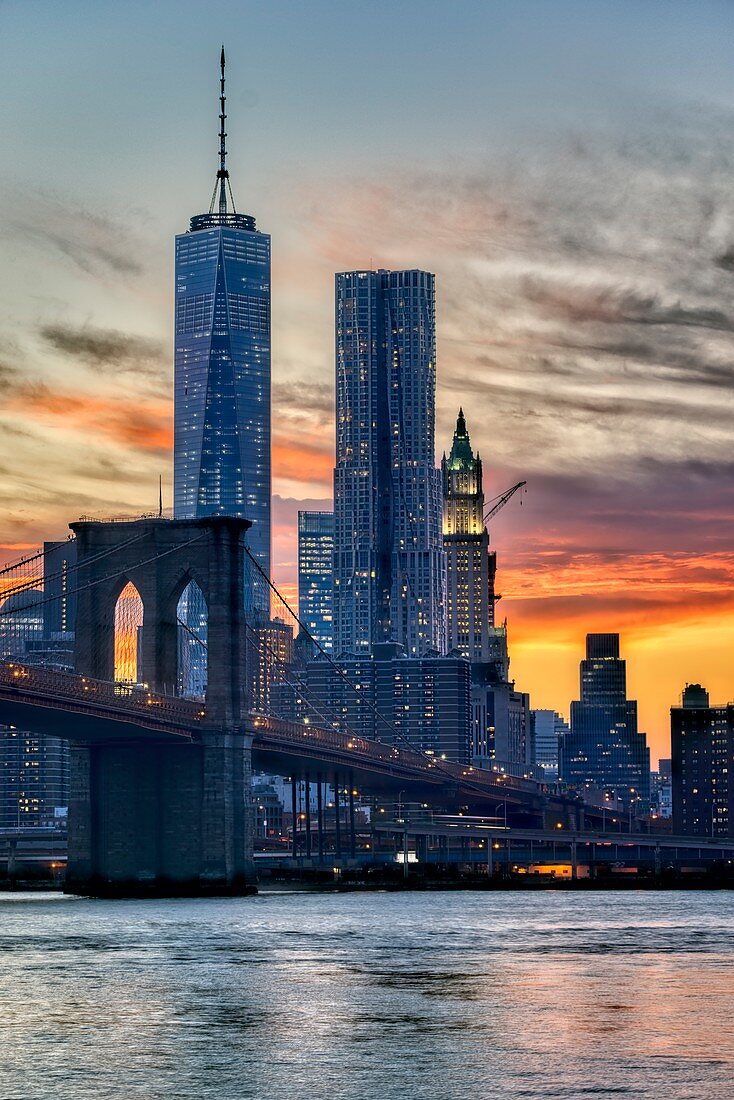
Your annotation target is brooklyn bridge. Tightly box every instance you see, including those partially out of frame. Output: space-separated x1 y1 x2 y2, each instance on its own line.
0 514 723 896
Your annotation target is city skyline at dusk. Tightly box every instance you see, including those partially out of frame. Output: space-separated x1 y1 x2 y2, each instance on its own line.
2 2 734 759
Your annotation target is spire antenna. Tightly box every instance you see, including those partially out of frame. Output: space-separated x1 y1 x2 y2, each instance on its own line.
217 45 228 216
207 45 238 218
196 45 252 230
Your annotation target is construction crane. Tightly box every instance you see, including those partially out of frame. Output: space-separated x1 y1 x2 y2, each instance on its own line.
483 480 527 525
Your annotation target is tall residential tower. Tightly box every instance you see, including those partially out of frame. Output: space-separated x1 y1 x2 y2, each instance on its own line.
671 684 734 837
332 269 445 657
173 49 271 593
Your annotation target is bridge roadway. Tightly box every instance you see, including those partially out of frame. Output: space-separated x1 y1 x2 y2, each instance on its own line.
373 820 734 861
0 661 563 814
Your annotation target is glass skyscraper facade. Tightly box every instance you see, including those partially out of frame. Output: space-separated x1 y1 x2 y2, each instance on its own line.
298 511 334 651
560 633 650 807
173 56 271 602
333 269 445 657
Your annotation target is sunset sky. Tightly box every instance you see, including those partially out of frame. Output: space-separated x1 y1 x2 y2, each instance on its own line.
1 1 734 761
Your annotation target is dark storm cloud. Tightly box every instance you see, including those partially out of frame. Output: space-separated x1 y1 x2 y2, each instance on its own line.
519 278 734 334
40 323 164 375
715 246 734 272
0 361 18 387
272 381 333 418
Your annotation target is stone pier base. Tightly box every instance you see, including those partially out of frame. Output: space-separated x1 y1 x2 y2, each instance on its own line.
65 732 257 897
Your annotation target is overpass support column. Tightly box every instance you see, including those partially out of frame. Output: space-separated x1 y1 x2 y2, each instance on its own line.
316 773 324 863
305 775 312 860
291 779 298 859
66 744 94 889
348 782 356 859
334 773 342 860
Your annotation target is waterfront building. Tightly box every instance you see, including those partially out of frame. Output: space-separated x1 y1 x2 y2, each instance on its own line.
249 616 294 715
655 757 673 818
0 568 71 829
253 781 285 840
560 633 650 807
532 709 569 782
472 648 533 775
42 540 77 641
173 50 271 605
305 644 472 763
0 726 68 830
442 409 495 660
671 684 734 837
332 269 445 657
298 511 334 652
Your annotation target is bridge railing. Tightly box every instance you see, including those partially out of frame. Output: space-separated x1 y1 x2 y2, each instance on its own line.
0 660 543 796
252 713 539 794
0 661 205 726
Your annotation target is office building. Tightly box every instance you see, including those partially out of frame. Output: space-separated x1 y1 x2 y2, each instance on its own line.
439 412 532 777
333 269 445 657
671 684 734 837
532 710 569 782
0 726 68 829
42 539 77 640
560 633 650 807
298 511 334 651
442 409 495 659
651 757 673 819
173 50 271 606
305 644 472 763
0 590 44 660
249 616 294 715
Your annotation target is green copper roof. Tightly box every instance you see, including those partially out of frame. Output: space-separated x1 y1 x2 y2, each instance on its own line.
447 407 475 470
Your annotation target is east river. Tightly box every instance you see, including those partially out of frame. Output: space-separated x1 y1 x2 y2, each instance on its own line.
1 890 733 1099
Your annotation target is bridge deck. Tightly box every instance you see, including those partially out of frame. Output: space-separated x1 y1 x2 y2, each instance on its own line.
0 661 568 807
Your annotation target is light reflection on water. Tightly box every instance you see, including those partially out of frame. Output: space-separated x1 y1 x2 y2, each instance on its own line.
0 890 732 1099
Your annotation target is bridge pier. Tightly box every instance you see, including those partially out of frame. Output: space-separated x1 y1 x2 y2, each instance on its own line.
62 515 258 898
66 732 256 897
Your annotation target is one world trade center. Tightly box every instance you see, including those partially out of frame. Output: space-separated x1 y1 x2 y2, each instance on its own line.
173 48 271 605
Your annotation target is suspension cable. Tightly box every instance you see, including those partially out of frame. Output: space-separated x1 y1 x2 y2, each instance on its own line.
176 608 351 736
0 534 208 621
0 532 149 607
243 545 459 760
241 544 522 800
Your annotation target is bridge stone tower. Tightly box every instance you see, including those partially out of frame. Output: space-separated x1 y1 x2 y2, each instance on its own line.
66 516 257 897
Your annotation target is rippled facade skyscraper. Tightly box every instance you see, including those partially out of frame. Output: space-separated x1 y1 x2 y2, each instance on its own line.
173 51 271 598
333 269 445 657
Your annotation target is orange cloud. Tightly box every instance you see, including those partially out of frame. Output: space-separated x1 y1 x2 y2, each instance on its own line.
272 438 333 486
6 383 172 453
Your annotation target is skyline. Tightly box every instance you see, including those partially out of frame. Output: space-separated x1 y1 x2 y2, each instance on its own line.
2 2 734 758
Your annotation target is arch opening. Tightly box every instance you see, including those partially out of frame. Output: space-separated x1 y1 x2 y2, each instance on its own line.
177 580 208 699
114 581 144 684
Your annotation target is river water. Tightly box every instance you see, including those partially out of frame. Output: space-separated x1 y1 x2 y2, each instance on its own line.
1 889 732 1099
